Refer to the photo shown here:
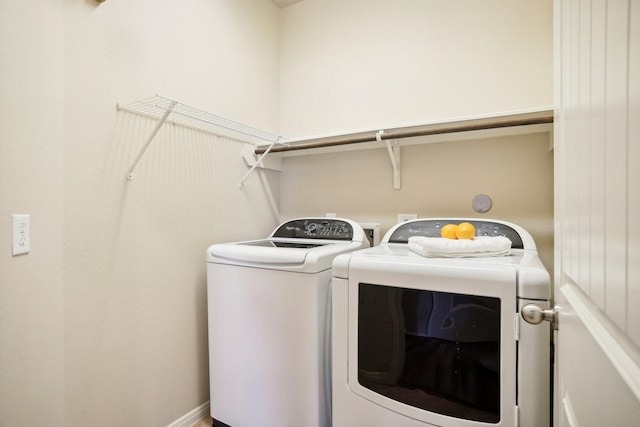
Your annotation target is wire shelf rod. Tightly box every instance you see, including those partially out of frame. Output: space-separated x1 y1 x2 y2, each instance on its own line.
117 95 289 183
118 95 289 144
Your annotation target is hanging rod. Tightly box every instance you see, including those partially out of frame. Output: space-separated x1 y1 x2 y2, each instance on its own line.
117 95 289 182
254 109 553 154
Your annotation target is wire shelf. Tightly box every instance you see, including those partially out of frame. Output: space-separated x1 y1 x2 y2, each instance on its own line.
117 95 289 145
118 95 288 182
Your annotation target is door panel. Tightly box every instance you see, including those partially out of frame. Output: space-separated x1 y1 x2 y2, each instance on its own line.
627 0 640 347
555 283 640 427
602 0 629 330
555 0 640 425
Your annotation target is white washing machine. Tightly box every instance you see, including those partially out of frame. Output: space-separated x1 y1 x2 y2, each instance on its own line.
206 218 369 427
331 218 551 427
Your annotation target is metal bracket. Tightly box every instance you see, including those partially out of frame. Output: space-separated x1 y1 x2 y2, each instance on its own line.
376 130 401 190
126 101 177 180
241 145 282 171
238 139 283 189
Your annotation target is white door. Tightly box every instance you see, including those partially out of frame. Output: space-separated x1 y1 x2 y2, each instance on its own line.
554 1 640 426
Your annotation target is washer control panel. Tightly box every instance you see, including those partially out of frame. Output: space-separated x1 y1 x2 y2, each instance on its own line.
272 218 354 240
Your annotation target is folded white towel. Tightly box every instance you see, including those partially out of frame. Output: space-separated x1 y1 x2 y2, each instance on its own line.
408 236 512 258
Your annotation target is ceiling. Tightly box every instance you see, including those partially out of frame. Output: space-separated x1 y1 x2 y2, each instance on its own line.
271 0 304 8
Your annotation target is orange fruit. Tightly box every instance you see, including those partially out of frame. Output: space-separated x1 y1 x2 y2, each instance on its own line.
456 222 476 240
440 223 458 239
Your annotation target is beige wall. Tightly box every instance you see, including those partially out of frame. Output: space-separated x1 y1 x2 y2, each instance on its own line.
277 0 554 273
1 1 555 426
279 132 555 273
279 0 553 137
0 1 65 426
63 1 281 426
2 1 281 426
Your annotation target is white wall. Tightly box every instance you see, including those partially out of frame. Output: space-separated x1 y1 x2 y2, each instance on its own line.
2 1 281 426
0 1 65 426
279 0 554 137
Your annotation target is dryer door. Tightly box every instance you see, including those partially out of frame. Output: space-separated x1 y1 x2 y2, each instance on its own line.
347 258 518 427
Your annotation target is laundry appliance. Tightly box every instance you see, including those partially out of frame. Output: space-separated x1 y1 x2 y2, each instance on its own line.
206 217 369 427
331 218 551 427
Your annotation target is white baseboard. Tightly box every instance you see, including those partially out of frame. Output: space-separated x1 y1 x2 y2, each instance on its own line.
166 401 210 427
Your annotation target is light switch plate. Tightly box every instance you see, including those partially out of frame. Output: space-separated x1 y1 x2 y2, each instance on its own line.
12 214 30 256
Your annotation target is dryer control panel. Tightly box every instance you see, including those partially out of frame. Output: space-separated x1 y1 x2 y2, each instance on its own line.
387 219 524 248
272 219 354 240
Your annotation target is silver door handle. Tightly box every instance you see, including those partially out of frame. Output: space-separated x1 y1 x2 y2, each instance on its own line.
521 304 558 330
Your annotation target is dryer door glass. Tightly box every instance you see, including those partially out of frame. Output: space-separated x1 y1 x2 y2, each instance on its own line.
357 283 501 423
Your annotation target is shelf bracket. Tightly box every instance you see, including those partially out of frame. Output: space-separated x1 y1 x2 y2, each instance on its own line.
241 145 282 171
377 130 401 190
126 100 177 180
238 138 281 189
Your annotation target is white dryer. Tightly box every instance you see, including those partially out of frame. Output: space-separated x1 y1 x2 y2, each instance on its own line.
206 218 369 427
331 218 551 427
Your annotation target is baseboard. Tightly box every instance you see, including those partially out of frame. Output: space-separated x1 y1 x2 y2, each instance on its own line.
166 401 210 427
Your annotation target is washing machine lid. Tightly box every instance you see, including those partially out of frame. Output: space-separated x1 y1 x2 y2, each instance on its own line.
209 238 350 264
238 239 329 249
207 218 369 272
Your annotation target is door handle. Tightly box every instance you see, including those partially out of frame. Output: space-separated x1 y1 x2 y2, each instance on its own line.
521 304 558 330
